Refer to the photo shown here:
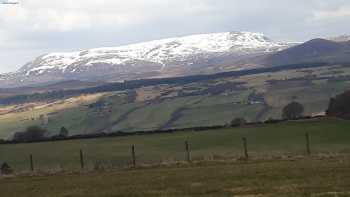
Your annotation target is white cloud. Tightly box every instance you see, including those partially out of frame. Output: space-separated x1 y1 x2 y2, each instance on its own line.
1 0 143 32
312 6 350 21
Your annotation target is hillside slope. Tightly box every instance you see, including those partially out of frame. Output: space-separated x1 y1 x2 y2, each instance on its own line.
265 39 350 66
1 63 350 139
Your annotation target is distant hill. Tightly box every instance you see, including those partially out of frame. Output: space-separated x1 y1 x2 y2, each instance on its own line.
264 39 350 66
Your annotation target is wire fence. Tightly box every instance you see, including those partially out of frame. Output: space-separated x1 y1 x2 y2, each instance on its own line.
0 131 349 174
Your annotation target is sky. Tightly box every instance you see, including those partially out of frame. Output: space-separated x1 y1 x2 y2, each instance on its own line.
0 0 349 73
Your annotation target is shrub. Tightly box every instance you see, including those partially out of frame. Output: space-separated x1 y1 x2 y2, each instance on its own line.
59 127 69 137
327 90 350 119
230 118 247 127
13 126 47 142
1 162 13 175
282 102 304 120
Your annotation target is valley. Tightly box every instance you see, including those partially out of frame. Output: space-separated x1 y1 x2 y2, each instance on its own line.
2 1 350 196
1 63 350 139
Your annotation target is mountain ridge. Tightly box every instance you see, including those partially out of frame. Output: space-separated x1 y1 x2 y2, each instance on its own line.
264 38 350 66
20 31 292 75
0 31 294 88
1 32 350 88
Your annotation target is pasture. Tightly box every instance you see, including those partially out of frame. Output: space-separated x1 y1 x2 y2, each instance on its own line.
1 156 350 196
0 118 349 171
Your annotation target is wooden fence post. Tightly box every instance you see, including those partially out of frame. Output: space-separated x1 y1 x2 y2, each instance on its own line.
305 132 311 155
131 145 136 167
185 141 191 162
242 137 249 159
29 154 34 171
80 149 85 169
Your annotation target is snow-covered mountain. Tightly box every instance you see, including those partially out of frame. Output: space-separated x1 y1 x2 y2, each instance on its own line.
21 32 291 75
1 31 295 88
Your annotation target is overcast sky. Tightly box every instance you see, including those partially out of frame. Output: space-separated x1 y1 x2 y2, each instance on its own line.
0 0 349 73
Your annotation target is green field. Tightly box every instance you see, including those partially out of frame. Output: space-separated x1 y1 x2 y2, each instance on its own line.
1 118 350 171
1 157 350 197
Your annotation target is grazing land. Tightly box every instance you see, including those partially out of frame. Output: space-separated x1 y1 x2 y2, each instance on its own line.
1 156 350 197
0 118 349 171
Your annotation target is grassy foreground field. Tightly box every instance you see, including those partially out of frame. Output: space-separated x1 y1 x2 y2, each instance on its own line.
1 157 350 197
0 118 350 171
